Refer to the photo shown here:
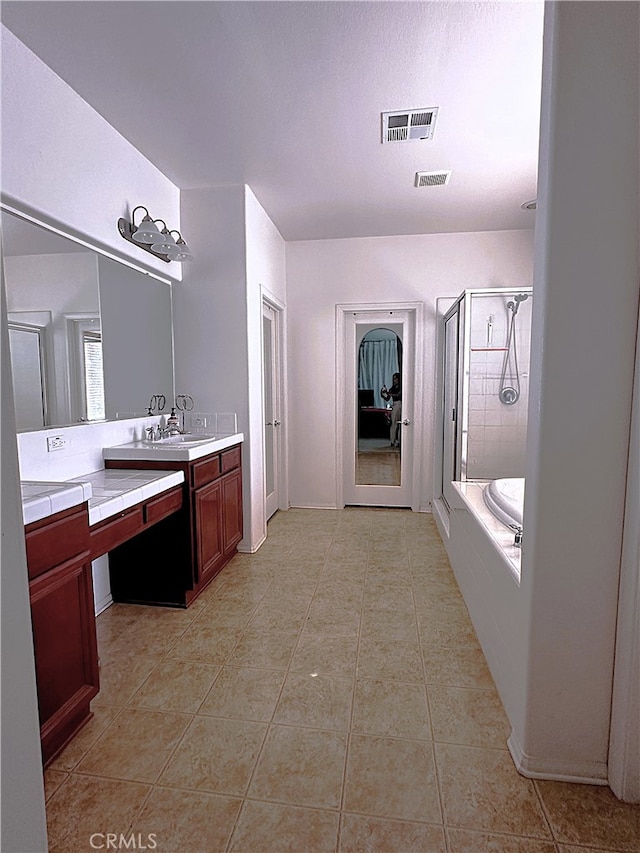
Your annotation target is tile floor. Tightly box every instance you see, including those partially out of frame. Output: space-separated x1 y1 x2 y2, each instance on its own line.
44 508 640 853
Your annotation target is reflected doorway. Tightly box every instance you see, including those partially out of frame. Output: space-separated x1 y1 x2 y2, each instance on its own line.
356 328 402 486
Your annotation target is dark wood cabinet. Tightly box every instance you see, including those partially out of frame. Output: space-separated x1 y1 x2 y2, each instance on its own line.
25 504 98 766
105 443 243 607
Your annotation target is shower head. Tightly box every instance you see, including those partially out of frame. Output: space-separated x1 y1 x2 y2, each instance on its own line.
508 293 529 316
514 293 529 304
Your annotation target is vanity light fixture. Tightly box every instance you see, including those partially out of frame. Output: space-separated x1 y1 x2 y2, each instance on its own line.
118 206 193 263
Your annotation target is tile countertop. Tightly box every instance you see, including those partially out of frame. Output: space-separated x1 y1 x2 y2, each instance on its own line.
21 480 93 526
22 469 185 527
102 431 244 463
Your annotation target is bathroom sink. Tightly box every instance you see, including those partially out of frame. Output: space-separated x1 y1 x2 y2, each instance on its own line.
103 432 244 463
160 434 219 445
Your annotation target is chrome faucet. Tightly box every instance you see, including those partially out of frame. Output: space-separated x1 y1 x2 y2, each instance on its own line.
510 524 523 548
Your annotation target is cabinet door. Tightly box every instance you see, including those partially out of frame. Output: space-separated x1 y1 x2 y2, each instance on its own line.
194 478 223 582
29 553 99 762
222 467 243 554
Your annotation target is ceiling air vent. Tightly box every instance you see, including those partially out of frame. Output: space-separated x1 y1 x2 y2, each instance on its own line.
414 170 451 188
382 107 439 143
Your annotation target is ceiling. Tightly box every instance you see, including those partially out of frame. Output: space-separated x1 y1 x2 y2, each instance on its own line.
1 1 545 242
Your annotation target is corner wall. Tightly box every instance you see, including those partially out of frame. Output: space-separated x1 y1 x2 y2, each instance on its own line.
285 230 535 509
511 0 640 785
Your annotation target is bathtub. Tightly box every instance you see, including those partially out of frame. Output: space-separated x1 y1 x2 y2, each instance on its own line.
483 477 525 528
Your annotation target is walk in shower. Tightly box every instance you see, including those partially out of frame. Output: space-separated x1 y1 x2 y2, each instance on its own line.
439 288 533 512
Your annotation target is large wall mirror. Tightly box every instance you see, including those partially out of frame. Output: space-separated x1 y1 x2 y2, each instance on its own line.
356 326 403 486
1 208 175 430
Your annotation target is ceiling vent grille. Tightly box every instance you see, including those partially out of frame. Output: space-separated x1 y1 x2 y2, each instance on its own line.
382 107 439 143
414 170 451 188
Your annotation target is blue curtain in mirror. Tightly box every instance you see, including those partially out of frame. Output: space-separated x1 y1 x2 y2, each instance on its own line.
359 338 399 408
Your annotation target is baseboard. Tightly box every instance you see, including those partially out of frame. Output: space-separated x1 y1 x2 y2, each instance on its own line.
94 593 113 616
508 732 609 786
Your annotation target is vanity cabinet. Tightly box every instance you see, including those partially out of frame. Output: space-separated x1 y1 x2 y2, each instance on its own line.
24 503 99 766
105 443 242 607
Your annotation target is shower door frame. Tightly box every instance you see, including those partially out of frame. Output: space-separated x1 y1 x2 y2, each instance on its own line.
436 287 534 513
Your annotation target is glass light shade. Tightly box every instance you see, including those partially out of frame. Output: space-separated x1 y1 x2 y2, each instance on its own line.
150 230 178 254
167 239 193 262
132 215 162 244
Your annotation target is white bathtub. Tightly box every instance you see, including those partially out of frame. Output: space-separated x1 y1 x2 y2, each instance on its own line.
483 477 525 528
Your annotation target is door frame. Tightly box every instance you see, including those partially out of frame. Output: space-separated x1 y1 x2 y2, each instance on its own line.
261 290 288 520
336 301 424 511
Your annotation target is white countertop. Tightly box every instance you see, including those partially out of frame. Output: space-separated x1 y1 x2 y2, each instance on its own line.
21 480 93 526
70 469 185 525
22 469 185 527
102 431 244 462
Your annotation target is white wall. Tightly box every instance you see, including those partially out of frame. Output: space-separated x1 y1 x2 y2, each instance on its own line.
285 230 535 509
174 186 286 552
0 25 181 278
511 0 640 786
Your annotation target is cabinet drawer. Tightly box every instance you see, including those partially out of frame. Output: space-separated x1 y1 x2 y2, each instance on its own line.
221 446 241 473
90 506 144 560
192 456 221 489
144 487 183 525
26 506 90 580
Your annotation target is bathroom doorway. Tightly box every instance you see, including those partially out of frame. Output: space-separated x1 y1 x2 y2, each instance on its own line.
262 298 284 520
337 303 424 509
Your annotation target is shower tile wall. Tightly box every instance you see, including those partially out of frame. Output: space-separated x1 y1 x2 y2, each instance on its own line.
466 295 531 480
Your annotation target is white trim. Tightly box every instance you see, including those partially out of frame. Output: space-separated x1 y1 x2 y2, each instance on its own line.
508 732 608 787
608 295 640 802
261 288 289 514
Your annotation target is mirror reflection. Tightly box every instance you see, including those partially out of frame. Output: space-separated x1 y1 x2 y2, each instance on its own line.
356 326 402 485
2 209 174 430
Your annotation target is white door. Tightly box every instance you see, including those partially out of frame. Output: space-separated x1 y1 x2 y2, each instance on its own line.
262 301 281 520
342 307 418 508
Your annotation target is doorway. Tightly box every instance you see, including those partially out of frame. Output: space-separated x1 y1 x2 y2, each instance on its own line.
337 303 423 509
262 299 283 520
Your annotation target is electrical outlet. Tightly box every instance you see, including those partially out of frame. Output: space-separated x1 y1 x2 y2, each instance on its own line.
47 436 67 452
193 416 208 428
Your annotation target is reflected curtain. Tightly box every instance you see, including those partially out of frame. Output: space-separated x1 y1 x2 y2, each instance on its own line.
359 340 399 408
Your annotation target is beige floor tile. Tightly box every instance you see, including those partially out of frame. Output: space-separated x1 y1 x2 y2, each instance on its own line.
103 615 188 658
249 724 347 810
196 593 258 627
360 608 419 642
274 672 354 731
558 847 627 853
305 600 362 637
247 597 310 633
128 659 221 713
339 814 446 853
344 734 441 823
43 768 68 802
290 632 359 678
167 622 243 664
159 715 267 796
46 773 150 853
198 666 285 721
447 828 558 852
129 785 243 852
95 603 147 647
428 685 510 749
435 743 552 839
422 644 496 689
76 707 190 783
49 704 121 771
357 637 424 682
228 630 300 669
352 678 431 740
535 780 640 851
419 618 480 648
229 799 340 852
92 653 159 707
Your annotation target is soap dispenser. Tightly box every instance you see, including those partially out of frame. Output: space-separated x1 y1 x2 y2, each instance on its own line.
167 407 180 434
